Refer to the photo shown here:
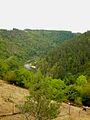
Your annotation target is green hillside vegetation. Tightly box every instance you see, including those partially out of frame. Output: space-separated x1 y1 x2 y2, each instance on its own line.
0 29 75 63
0 29 90 119
39 31 90 80
36 31 90 107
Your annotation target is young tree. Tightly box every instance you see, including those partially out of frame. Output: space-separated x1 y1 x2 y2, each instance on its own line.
46 77 65 101
76 75 87 86
18 71 60 120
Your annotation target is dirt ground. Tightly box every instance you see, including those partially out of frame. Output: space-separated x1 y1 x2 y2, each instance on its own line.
0 80 90 120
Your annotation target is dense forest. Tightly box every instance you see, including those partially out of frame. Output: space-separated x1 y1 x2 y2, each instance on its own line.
0 29 75 63
0 29 90 119
39 31 90 80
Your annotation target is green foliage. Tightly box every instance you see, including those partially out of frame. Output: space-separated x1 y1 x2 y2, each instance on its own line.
65 85 80 102
76 75 87 86
83 61 90 79
81 83 90 106
63 73 76 85
74 97 82 106
0 29 75 63
39 32 90 79
15 68 33 87
0 29 90 108
0 59 9 79
5 56 20 70
46 77 66 101
3 71 16 84
18 70 60 120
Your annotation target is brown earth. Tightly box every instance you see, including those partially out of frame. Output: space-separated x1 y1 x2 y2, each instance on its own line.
0 80 90 120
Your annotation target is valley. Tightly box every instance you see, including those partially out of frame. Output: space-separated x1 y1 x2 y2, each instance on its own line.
0 29 90 120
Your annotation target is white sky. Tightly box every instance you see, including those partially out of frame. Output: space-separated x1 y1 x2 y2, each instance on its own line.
0 0 90 32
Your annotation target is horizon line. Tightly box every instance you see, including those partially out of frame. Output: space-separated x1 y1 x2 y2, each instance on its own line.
0 27 88 33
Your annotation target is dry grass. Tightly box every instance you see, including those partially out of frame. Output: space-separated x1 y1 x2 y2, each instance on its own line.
0 80 29 120
0 80 90 120
56 103 90 120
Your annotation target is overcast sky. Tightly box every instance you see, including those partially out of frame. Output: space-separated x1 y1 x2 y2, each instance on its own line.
0 0 90 32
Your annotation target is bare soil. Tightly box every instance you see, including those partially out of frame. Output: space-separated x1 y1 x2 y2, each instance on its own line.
0 80 90 120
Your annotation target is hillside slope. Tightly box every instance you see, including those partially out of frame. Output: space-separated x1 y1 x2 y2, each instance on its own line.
0 80 90 120
0 80 29 120
39 31 90 79
0 29 76 63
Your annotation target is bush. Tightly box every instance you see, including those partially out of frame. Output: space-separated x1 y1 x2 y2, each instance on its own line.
0 59 9 79
65 85 80 102
76 75 87 86
15 68 33 87
18 70 60 120
3 71 16 84
46 77 66 101
81 84 90 106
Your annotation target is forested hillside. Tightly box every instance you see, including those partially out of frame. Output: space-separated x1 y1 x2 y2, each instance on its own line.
0 29 90 120
39 31 90 80
0 29 75 63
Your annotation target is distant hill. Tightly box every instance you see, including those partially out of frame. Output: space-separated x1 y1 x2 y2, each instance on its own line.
0 29 90 79
39 31 90 79
0 29 76 63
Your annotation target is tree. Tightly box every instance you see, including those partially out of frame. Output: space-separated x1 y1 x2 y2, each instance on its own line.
18 71 60 120
76 75 87 86
63 73 76 85
65 85 80 102
0 59 9 79
15 68 33 87
46 77 65 101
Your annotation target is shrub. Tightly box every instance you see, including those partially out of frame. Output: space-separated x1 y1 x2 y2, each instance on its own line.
18 70 60 120
81 84 90 106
